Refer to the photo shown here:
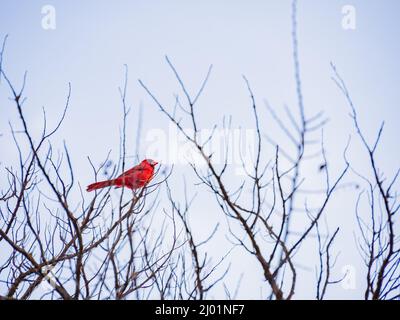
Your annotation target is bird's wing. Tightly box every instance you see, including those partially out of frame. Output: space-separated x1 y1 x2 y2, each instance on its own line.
117 164 144 179
132 169 154 187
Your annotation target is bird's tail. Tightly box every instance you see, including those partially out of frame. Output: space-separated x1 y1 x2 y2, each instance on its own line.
86 179 114 192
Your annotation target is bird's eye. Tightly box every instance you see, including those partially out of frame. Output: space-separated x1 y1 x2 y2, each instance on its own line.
148 159 157 166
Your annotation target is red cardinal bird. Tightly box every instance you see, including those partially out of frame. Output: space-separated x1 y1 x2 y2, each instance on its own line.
87 159 158 192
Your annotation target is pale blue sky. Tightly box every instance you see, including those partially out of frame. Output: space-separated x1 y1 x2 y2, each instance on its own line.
1 0 399 299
